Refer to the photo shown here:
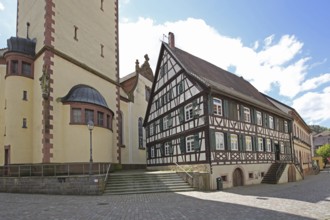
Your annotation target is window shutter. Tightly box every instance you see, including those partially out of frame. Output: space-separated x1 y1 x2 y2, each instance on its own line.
147 146 150 159
159 119 163 132
223 99 229 118
264 113 268 128
161 143 165 156
169 142 174 155
226 133 231 150
210 130 215 151
179 107 184 123
208 96 213 115
179 137 186 153
239 134 245 151
169 89 173 100
240 105 244 121
193 99 198 118
251 109 255 124
194 133 200 151
168 115 173 127
252 136 257 152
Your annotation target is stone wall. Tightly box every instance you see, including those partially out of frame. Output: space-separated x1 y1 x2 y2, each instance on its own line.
0 175 105 195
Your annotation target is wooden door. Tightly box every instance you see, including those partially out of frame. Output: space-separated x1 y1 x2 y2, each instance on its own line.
288 165 296 182
233 168 244 187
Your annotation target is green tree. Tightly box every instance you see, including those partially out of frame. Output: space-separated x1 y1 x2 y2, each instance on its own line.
316 144 330 167
309 125 330 133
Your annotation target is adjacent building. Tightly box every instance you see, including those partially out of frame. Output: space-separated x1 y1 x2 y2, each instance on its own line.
144 33 300 189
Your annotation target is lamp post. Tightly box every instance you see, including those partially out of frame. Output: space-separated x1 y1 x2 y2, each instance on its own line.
87 120 94 175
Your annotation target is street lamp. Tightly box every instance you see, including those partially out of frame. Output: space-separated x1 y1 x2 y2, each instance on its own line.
87 120 94 175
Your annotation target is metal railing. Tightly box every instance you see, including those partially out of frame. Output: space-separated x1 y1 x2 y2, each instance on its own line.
0 163 111 177
103 164 112 183
174 162 193 179
275 162 286 182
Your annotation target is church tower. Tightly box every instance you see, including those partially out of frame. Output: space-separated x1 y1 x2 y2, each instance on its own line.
0 0 120 167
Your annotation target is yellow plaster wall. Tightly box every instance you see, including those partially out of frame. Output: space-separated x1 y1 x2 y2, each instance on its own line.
119 100 129 164
53 0 117 81
0 65 5 164
51 55 118 163
4 76 34 163
17 0 46 53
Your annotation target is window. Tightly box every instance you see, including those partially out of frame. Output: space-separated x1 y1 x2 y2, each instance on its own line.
213 98 222 116
258 137 264 152
178 81 184 94
244 107 251 123
23 91 27 101
100 44 104 57
230 134 238 151
245 136 252 151
249 173 253 179
11 60 18 74
138 117 143 148
22 118 27 128
185 103 193 121
145 86 151 102
280 142 284 154
85 109 94 123
74 26 78 40
160 63 168 77
72 108 82 123
269 116 274 129
97 111 104 126
149 123 154 136
266 139 271 152
256 111 262 126
186 135 195 152
164 142 170 156
22 62 31 76
163 117 168 130
284 121 288 133
215 132 225 150
151 147 155 158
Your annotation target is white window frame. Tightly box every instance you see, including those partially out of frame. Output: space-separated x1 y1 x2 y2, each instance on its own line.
164 142 170 156
266 139 271 152
256 111 262 126
258 137 264 152
244 107 251 123
151 147 155 158
269 116 274 129
215 132 225 150
213 98 223 116
245 136 252 151
163 117 168 130
230 134 238 151
185 103 193 121
186 135 195 152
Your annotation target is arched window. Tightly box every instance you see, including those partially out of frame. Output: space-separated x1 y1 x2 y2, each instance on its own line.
138 117 143 148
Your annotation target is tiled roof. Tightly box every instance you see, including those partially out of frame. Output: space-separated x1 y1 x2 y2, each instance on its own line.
165 43 276 108
61 84 109 108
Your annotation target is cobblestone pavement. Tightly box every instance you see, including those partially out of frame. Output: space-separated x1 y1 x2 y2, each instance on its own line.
0 171 329 220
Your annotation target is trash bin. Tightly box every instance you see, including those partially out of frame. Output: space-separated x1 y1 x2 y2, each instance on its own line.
216 177 223 190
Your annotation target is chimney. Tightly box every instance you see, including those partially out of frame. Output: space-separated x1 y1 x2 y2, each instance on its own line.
168 32 175 48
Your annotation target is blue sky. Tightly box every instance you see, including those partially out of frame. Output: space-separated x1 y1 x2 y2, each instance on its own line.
1 0 330 128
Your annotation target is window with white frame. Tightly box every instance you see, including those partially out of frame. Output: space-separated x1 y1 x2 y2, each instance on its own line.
163 117 168 130
269 116 274 129
244 107 251 123
284 121 288 133
151 147 155 158
213 98 222 116
185 103 193 121
245 136 252 151
258 137 264 151
164 142 170 156
149 123 154 136
256 111 262 126
266 139 271 152
280 142 284 154
186 135 195 152
230 134 238 151
215 132 225 150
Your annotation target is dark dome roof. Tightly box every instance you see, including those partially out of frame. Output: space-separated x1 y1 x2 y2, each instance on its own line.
62 85 109 108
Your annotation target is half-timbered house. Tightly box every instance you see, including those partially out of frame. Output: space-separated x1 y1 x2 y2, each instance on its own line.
144 32 299 189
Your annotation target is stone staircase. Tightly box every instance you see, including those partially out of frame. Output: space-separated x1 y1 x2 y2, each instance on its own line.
103 170 194 195
261 163 287 184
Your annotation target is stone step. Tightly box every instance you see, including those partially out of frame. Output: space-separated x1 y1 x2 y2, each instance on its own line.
104 185 194 195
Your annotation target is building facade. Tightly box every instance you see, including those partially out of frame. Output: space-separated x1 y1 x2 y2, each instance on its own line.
144 33 299 189
0 1 121 167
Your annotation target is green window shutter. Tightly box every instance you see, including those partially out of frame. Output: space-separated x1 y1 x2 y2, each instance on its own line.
239 134 244 151
161 143 165 156
179 137 186 153
160 119 163 132
264 113 268 128
168 115 173 127
169 89 173 100
179 107 184 123
252 136 257 152
208 96 214 115
193 99 198 118
240 105 244 121
223 100 229 118
169 143 174 155
210 130 215 151
194 133 200 151
226 133 231 150
251 109 255 124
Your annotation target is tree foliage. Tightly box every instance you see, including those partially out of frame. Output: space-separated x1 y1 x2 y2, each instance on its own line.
316 144 330 164
309 125 330 134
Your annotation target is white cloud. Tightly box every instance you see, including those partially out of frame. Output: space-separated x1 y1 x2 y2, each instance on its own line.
119 17 329 101
292 87 330 125
0 2 5 11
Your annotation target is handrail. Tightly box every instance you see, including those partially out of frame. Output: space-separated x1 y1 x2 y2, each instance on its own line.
275 162 286 182
174 162 193 179
103 164 112 183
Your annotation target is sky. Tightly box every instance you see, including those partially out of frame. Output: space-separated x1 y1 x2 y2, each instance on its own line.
0 0 330 128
